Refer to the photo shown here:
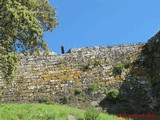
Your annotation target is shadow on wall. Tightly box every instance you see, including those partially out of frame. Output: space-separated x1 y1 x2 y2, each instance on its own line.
99 31 160 119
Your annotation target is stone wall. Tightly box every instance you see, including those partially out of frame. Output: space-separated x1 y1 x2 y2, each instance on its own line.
0 42 145 106
1 30 160 114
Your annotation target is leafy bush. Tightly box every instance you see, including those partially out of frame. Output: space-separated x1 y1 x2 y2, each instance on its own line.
75 88 82 95
100 87 108 94
107 89 119 100
60 96 68 104
84 106 100 120
88 83 99 91
114 61 132 74
122 60 132 69
114 63 124 74
38 96 49 103
82 59 93 71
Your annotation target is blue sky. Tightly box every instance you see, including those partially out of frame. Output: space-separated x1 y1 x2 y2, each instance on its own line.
45 0 160 54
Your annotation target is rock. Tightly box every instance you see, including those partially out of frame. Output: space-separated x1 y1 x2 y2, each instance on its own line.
138 80 148 85
90 101 99 107
67 115 76 120
49 51 57 55
28 85 36 90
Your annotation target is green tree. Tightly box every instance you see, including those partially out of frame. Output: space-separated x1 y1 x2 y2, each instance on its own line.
0 0 58 81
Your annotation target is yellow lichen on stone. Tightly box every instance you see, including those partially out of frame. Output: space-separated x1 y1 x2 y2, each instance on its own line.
137 48 142 54
114 75 121 80
72 71 81 76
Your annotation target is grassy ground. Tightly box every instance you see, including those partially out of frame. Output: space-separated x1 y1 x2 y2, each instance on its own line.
0 103 127 120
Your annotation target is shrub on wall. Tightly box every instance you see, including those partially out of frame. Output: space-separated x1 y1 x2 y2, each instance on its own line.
38 96 49 103
88 83 99 91
113 63 124 74
123 60 132 69
75 88 82 95
114 60 132 74
100 87 108 94
107 89 119 100
60 96 68 104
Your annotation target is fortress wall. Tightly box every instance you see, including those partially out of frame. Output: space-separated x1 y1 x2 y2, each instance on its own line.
0 43 144 103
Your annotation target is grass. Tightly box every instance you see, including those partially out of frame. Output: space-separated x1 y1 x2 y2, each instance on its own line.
0 103 127 120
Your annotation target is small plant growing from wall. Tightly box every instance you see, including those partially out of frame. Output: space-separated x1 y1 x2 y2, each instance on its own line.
38 96 50 104
113 63 124 74
113 60 132 74
100 87 108 94
82 59 104 71
82 59 94 71
75 88 82 95
107 89 119 101
123 60 132 69
60 96 68 104
88 82 99 91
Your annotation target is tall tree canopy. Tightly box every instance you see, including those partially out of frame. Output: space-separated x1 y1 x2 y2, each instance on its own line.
0 0 58 80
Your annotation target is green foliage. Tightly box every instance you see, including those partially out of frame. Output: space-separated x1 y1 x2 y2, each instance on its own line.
114 63 124 74
88 82 99 91
38 96 49 104
60 96 68 104
75 88 82 95
107 89 119 100
133 56 138 61
82 59 105 71
122 60 132 69
0 0 58 81
114 60 132 74
0 53 17 81
84 106 100 120
82 59 93 71
34 113 56 120
100 87 108 94
0 103 126 120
